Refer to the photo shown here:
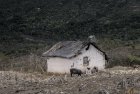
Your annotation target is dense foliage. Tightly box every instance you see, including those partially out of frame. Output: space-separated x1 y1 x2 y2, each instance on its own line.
0 0 140 56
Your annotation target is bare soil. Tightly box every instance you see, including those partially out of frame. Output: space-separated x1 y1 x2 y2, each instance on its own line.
0 66 140 94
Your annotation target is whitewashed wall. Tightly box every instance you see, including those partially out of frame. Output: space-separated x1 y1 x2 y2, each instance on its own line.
73 45 105 72
47 45 106 73
47 57 73 73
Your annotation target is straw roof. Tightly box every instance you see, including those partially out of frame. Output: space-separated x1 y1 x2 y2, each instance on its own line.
43 41 108 59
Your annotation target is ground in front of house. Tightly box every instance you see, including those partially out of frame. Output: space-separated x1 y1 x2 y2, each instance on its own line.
0 66 140 94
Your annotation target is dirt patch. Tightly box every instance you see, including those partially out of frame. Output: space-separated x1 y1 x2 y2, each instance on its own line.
0 67 140 94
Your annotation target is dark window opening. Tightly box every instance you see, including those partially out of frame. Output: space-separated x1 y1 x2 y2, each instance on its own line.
83 56 89 66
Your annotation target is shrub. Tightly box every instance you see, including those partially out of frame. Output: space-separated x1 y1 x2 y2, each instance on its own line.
127 55 140 65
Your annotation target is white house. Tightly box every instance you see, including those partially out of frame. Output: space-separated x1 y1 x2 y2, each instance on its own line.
42 41 108 73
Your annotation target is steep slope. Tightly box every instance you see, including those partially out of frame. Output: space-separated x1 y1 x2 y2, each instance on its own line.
0 0 140 56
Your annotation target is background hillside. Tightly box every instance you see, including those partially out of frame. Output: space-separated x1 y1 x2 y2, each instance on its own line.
0 0 140 58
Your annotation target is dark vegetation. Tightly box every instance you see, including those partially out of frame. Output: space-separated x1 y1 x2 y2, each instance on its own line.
0 0 139 68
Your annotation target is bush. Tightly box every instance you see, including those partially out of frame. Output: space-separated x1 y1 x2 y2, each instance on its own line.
128 55 140 65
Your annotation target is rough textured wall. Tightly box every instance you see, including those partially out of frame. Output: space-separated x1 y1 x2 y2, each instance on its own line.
73 45 105 71
47 45 105 73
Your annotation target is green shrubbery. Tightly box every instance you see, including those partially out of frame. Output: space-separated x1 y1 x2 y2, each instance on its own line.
107 55 140 68
0 0 140 57
127 55 140 65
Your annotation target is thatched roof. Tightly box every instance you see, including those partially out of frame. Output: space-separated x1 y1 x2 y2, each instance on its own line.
43 41 108 60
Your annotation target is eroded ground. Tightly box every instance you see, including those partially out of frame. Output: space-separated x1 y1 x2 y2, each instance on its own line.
0 67 140 94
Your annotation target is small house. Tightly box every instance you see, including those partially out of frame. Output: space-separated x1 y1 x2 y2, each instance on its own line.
42 41 108 73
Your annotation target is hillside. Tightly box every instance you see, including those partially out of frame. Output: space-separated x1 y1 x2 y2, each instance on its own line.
0 0 140 56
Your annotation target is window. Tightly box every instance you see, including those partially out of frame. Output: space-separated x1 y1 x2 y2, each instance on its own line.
83 56 89 66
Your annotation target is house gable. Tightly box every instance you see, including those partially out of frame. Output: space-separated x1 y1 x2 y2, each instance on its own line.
71 45 106 70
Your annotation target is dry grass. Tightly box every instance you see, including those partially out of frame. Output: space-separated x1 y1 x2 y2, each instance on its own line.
0 66 140 94
0 54 47 73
